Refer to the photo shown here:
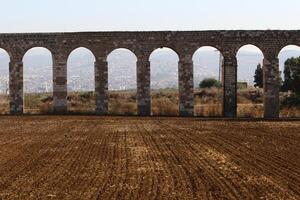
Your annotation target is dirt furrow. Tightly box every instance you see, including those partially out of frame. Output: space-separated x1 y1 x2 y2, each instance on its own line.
183 121 300 196
0 116 299 200
167 121 299 199
156 120 251 200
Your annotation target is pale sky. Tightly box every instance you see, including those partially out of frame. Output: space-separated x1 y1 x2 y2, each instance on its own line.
0 0 300 33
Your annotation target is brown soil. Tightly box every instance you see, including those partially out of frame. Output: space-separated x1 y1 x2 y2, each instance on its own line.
0 116 299 199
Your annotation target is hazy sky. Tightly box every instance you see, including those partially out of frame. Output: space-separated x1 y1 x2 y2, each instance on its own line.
0 0 300 33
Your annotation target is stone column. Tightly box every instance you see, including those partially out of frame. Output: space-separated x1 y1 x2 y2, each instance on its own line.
178 54 194 116
263 56 280 118
53 55 67 113
137 57 151 116
9 57 23 114
223 55 237 118
95 58 108 114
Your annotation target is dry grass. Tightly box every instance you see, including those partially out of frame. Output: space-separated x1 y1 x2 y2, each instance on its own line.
194 87 222 117
194 104 222 117
108 90 137 115
237 104 264 118
24 93 53 114
0 95 9 114
0 87 299 117
280 107 300 117
237 87 264 118
151 89 179 116
67 91 96 113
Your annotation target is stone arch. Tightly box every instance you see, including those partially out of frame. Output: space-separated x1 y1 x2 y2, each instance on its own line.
149 47 179 116
149 46 180 61
66 46 97 59
191 45 224 56
0 48 11 60
22 47 53 114
278 45 300 74
236 44 264 118
0 48 11 114
67 47 96 113
192 46 224 117
106 45 139 58
107 48 138 115
278 45 300 117
278 44 300 61
22 44 55 57
0 47 10 65
235 43 265 57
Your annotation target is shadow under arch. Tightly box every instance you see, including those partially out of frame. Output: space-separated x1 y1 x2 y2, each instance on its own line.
149 47 179 116
236 44 264 118
22 47 53 114
67 47 96 113
278 45 300 118
0 48 11 114
107 48 138 115
192 46 224 117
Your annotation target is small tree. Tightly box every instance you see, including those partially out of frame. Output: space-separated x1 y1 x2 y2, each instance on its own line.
280 56 300 108
199 78 221 89
281 57 300 94
254 63 263 88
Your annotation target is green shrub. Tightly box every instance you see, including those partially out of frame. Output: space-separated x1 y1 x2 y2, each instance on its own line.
199 78 221 89
281 93 300 108
237 82 248 90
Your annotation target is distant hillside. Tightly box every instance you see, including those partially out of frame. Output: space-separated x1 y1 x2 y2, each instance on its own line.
0 48 300 93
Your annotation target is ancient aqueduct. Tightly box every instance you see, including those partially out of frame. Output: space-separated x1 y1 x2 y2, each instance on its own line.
0 30 299 118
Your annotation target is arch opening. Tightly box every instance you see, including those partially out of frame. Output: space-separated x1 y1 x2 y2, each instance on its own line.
0 48 10 114
192 46 223 117
236 44 264 118
278 45 300 118
67 47 96 113
107 48 137 115
23 47 53 114
149 47 179 116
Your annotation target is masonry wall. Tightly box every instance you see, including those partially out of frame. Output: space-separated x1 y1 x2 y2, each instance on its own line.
1 30 300 118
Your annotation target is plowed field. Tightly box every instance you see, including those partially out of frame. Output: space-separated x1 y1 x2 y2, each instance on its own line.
0 116 299 200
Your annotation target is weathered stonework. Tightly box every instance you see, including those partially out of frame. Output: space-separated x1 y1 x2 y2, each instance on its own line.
9 59 23 114
223 55 237 117
53 55 67 113
1 30 299 118
95 59 108 114
179 54 194 116
137 58 151 116
263 56 280 118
